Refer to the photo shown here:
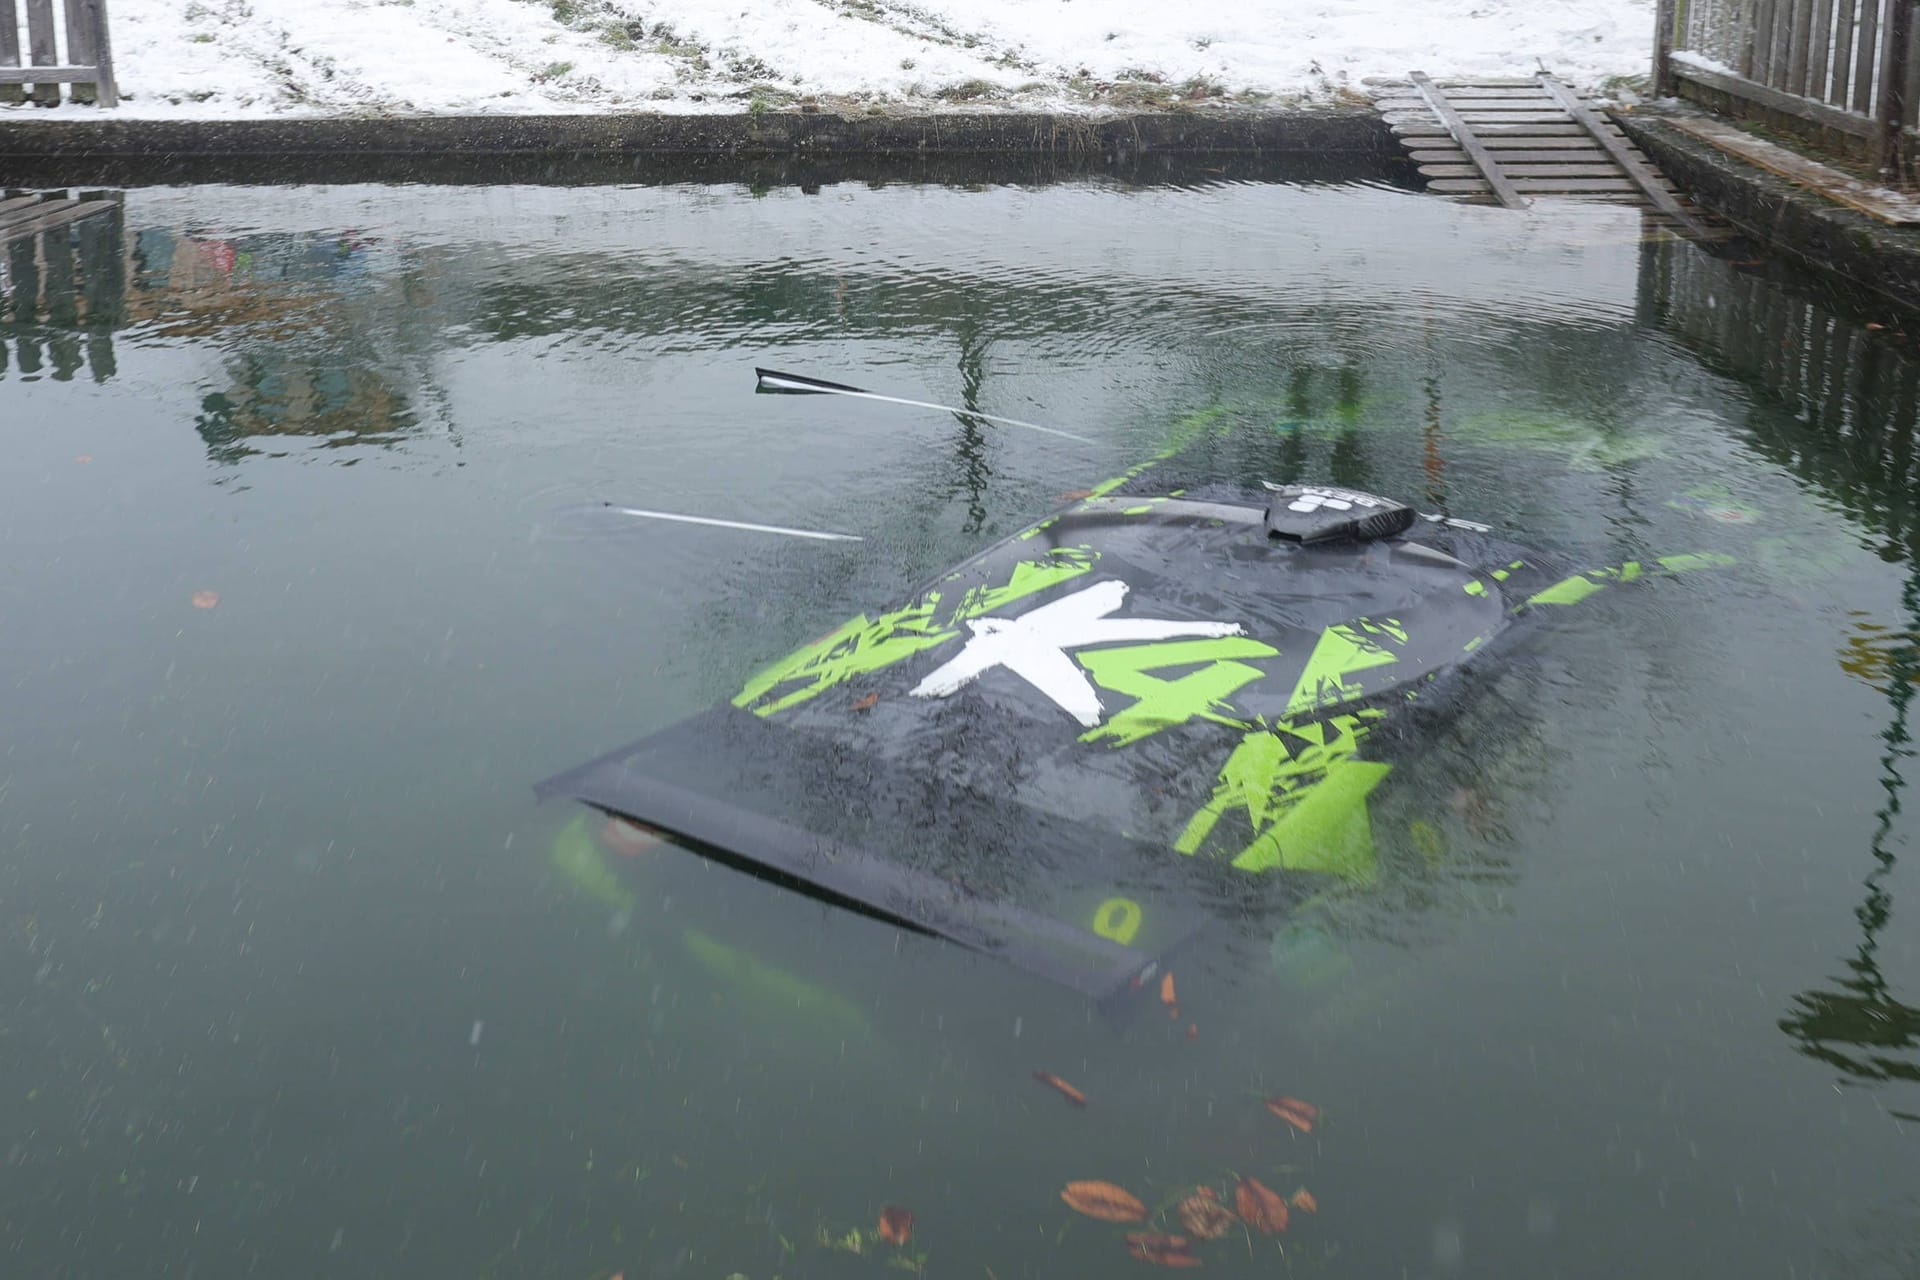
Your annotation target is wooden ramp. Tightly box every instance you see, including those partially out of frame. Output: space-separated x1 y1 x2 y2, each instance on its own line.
1369 73 1712 234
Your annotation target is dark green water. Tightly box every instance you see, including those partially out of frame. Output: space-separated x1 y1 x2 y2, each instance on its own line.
1 175 1916 1280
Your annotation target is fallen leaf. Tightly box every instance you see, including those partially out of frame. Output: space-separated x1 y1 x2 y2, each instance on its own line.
877 1205 914 1246
191 590 220 609
1058 489 1094 502
1867 322 1885 330
1186 1022 1198 1040
1033 1070 1087 1107
1061 1180 1147 1222
1175 1188 1236 1239
1235 1177 1289 1235
1265 1096 1319 1133
1159 972 1177 1007
1124 1232 1202 1267
851 692 879 712
1289 1188 1318 1214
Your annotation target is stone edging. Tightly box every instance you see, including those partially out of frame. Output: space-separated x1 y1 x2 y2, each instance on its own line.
1615 110 1920 316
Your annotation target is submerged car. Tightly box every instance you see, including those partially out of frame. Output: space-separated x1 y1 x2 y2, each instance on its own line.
539 465 1733 1006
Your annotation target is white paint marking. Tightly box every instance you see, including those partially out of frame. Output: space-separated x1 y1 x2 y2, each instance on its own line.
910 579 1243 725
613 507 863 542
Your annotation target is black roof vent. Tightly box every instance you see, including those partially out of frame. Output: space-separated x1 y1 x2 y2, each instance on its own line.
1262 484 1417 544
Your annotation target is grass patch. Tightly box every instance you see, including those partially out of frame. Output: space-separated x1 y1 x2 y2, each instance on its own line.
935 77 1000 101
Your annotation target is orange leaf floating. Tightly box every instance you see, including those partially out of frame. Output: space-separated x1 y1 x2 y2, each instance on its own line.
877 1205 914 1246
1235 1177 1289 1235
1159 972 1176 1006
1174 1188 1236 1240
850 692 879 712
1289 1188 1318 1214
1264 1096 1319 1133
1033 1070 1088 1107
1124 1232 1201 1268
1061 1180 1147 1223
191 590 220 610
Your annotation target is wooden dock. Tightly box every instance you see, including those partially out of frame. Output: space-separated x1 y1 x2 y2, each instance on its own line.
1370 73 1714 235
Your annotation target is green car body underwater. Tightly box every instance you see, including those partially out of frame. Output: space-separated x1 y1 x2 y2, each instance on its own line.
540 479 1732 1004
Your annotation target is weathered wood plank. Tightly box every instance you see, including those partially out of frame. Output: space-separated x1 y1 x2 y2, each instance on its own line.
1370 86 1552 100
1753 0 1781 79
0 196 45 217
1390 121 1612 137
0 63 106 82
8 234 40 325
1417 163 1636 178
1830 0 1859 106
1372 96 1555 112
41 223 77 325
1384 109 1577 124
1852 0 1879 114
1806 0 1835 100
1408 147 1609 163
0 199 87 239
1785 0 1815 94
1426 177 1649 193
1409 69 1528 208
24 0 57 104
1665 101 1920 221
0 0 24 105
1669 59 1876 134
81 0 117 105
62 0 95 103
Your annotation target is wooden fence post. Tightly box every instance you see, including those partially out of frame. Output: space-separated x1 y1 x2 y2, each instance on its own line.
1656 0 1681 96
1874 0 1914 178
84 0 117 106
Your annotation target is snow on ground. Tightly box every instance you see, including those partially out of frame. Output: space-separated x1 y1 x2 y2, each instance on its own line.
4 0 1656 118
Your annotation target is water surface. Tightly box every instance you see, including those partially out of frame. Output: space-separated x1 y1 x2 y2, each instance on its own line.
2 173 1916 1279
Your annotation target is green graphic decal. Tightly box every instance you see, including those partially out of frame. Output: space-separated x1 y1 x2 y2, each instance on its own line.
734 547 1097 716
1077 636 1281 748
1175 710 1388 880
1284 619 1404 717
1526 552 1735 608
1084 405 1232 499
549 816 636 913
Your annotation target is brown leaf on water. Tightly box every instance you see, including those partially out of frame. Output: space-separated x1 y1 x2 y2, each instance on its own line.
1061 1180 1147 1223
1123 1232 1202 1267
191 590 220 610
1159 972 1177 1008
1058 489 1095 502
1289 1188 1318 1214
851 692 879 712
1264 1096 1319 1133
1174 1188 1236 1239
1235 1177 1289 1235
1032 1070 1087 1107
877 1205 914 1246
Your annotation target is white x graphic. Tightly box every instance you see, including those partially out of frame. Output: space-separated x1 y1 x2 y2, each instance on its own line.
909 580 1244 726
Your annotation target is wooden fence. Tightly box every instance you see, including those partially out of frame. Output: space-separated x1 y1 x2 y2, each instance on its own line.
0 0 117 106
1 191 124 382
1655 0 1916 180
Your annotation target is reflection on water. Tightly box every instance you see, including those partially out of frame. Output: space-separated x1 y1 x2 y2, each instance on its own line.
1643 235 1920 1100
2 175 1919 1279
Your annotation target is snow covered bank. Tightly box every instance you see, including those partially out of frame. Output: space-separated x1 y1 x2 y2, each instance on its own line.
6 0 1656 119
